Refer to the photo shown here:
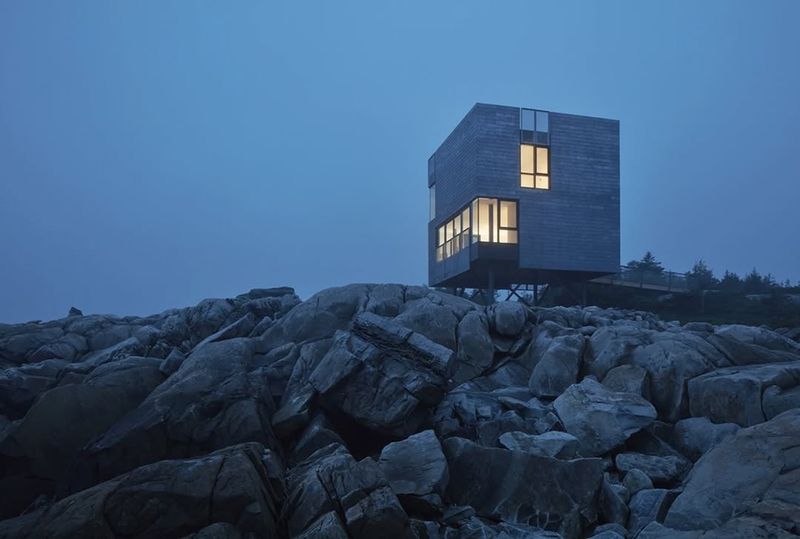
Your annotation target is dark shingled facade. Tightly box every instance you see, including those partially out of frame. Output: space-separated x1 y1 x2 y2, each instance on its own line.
428 103 620 289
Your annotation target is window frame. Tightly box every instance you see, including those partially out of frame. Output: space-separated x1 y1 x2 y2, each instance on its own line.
520 143 550 190
435 197 518 262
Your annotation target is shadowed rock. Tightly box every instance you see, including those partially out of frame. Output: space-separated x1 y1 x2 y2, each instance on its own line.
443 436 604 538
553 378 657 456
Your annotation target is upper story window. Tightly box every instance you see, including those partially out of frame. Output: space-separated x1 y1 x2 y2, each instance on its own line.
435 198 518 261
520 144 549 189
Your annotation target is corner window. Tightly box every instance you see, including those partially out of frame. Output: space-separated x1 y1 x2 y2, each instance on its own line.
435 198 518 261
521 144 549 190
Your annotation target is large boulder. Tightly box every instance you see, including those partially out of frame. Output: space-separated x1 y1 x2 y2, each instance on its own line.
308 313 450 437
498 430 579 459
491 302 528 337
664 409 800 534
553 379 657 456
378 430 448 516
614 453 689 485
284 443 413 538
627 488 679 536
601 364 650 398
452 310 494 383
528 334 584 398
69 338 280 491
442 437 604 538
687 361 800 426
394 298 459 351
671 417 740 461
629 332 729 421
0 442 284 538
715 324 800 354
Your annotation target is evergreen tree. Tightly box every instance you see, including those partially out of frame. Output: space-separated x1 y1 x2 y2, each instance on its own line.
719 270 742 292
627 251 665 274
686 259 717 291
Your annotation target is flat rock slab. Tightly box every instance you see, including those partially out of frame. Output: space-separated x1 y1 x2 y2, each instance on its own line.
687 361 800 426
443 436 604 539
664 409 800 533
553 378 657 456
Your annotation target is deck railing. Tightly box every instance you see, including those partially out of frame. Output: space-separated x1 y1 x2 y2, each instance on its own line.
592 265 690 293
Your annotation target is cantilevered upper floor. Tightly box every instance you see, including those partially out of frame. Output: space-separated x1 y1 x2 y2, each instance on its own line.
428 103 620 289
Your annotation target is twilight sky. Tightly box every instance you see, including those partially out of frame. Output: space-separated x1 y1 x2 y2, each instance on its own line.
2 1 799 322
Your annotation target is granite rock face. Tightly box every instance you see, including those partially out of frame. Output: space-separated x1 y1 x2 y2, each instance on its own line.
0 283 799 537
553 378 658 456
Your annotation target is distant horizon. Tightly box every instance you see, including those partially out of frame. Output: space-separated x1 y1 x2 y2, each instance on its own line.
2 1 799 323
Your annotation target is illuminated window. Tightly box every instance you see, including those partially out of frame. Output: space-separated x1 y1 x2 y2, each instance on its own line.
520 144 549 190
436 198 518 261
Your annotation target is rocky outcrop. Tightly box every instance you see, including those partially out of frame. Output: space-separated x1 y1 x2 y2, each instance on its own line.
553 378 657 456
662 409 800 535
0 283 799 537
443 437 604 538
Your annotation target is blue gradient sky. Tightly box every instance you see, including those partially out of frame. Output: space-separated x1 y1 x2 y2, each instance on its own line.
2 1 799 322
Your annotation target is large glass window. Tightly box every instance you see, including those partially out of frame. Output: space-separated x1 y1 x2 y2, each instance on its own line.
521 144 549 190
436 198 518 261
429 184 436 221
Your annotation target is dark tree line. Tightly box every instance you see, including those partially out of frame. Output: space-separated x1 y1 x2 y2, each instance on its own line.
627 251 797 293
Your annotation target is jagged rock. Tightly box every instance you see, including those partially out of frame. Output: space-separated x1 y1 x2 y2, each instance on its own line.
261 284 370 349
272 384 315 438
627 488 679 536
0 357 165 514
378 430 448 516
553 379 657 456
585 325 650 379
664 409 800 533
615 453 689 484
687 361 800 426
622 468 653 495
599 475 629 525
475 409 537 446
309 314 450 437
290 413 345 464
69 338 280 491
3 284 800 533
453 310 494 383
671 417 739 461
498 430 579 459
285 443 412 538
394 298 459 351
442 436 604 538
602 364 649 397
67 307 83 317
629 333 729 421
715 324 800 354
0 442 283 538
762 384 800 420
491 302 527 337
528 334 584 398
0 359 70 419
159 346 185 376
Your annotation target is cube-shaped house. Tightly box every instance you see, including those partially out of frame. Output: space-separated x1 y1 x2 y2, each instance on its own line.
428 103 620 289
